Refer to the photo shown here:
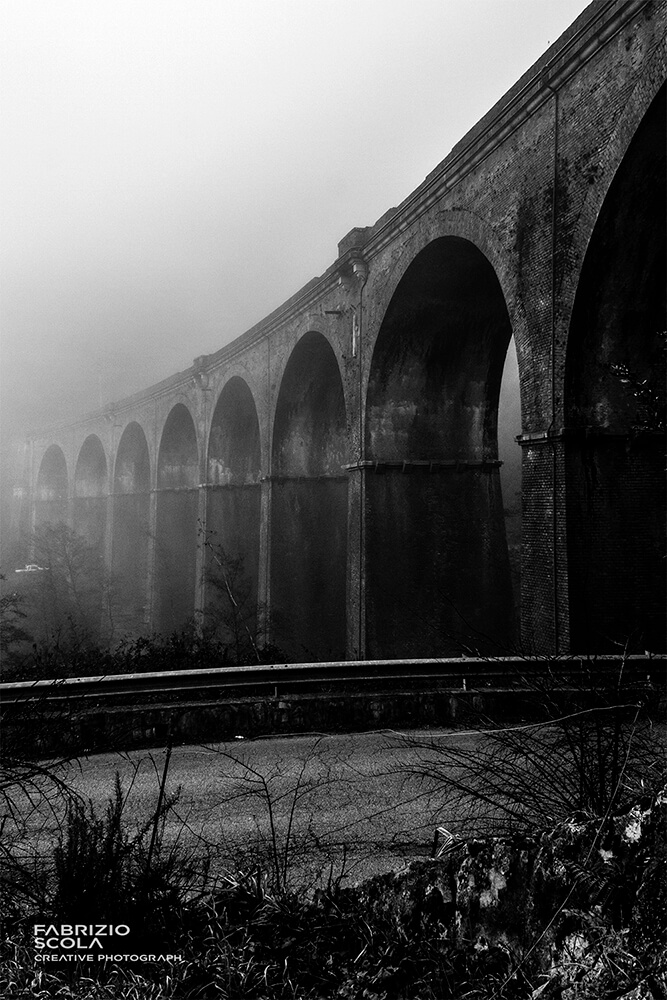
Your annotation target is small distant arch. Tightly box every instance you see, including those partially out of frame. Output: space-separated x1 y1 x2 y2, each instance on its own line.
208 377 261 485
36 444 68 502
154 403 199 634
272 331 347 477
71 435 108 554
205 376 263 645
114 422 151 494
112 422 152 635
74 435 108 498
157 403 199 489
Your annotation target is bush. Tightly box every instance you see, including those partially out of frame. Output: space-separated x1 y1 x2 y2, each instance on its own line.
397 659 665 838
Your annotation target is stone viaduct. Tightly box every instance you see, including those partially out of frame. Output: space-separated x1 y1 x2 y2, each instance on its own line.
17 0 666 661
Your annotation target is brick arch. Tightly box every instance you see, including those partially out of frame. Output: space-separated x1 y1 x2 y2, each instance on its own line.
113 419 153 492
367 235 513 462
205 375 263 645
35 444 69 532
157 402 199 489
363 230 516 659
154 402 200 633
270 330 348 661
272 330 348 477
364 208 528 410
72 434 108 556
207 375 262 485
269 318 349 445
74 434 107 498
111 421 151 634
36 444 69 502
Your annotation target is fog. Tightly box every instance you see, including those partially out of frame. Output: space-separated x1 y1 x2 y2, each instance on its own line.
1 0 590 444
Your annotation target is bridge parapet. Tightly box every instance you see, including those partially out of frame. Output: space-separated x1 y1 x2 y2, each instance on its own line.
2 655 663 756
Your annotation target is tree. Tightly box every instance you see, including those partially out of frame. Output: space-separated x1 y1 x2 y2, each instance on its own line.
0 574 32 678
23 523 125 673
203 529 284 665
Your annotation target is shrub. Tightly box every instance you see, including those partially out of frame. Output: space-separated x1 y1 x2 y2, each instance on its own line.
397 658 665 838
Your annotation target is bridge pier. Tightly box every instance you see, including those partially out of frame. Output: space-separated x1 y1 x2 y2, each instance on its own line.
519 436 568 655
194 484 207 626
345 465 366 661
257 477 272 650
146 488 157 630
363 462 514 659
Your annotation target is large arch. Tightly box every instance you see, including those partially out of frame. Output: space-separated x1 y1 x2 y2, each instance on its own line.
271 331 348 660
206 377 262 652
35 445 68 528
73 434 108 554
364 235 515 657
112 422 151 635
155 403 199 634
564 83 665 652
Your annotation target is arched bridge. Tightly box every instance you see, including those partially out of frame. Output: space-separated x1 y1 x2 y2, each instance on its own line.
17 0 666 661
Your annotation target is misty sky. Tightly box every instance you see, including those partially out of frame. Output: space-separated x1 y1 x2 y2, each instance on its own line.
1 0 591 444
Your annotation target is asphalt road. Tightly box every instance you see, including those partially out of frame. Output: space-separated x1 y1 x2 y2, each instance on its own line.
17 728 487 888
9 720 663 890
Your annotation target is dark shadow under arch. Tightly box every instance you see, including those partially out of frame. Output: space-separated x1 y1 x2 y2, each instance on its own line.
206 378 262 652
565 84 665 652
365 236 516 657
36 445 68 528
73 435 108 555
112 422 151 635
271 332 348 660
155 404 199 634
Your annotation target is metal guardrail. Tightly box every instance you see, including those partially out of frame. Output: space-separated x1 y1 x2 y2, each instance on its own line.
1 655 663 709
